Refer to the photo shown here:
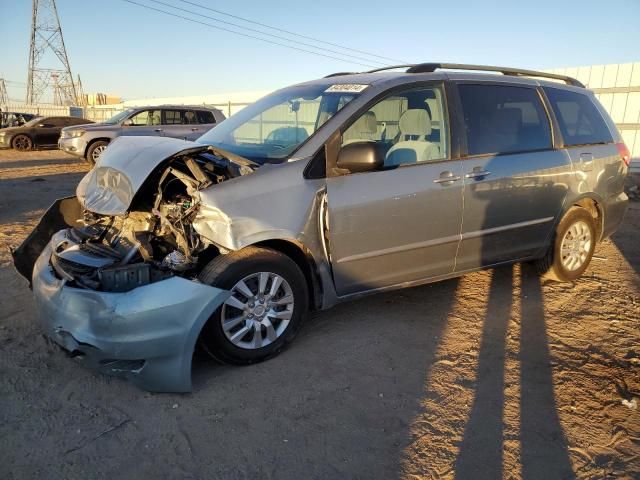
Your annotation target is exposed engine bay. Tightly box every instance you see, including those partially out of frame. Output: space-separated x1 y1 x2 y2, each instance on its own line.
49 150 254 292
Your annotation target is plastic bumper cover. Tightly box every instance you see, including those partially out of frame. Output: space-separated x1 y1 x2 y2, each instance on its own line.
602 192 629 239
32 236 230 392
58 136 87 156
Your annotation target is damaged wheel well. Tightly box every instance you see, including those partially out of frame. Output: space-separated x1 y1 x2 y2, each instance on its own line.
253 239 323 311
572 197 603 240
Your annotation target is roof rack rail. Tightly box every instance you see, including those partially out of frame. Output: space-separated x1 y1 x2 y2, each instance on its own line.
404 63 585 87
324 72 356 78
325 63 584 88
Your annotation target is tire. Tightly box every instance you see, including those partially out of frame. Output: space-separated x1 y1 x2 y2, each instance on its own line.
198 246 308 365
11 134 32 151
86 140 109 165
535 207 596 282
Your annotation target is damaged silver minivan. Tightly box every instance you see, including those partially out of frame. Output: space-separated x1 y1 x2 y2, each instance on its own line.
13 64 630 392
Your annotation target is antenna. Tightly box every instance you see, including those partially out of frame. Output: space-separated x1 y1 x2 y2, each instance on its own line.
26 0 80 105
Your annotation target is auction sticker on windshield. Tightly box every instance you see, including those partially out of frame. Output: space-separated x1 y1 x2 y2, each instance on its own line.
325 84 369 93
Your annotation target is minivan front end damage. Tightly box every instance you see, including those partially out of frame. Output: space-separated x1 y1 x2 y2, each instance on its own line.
12 137 259 392
33 231 229 392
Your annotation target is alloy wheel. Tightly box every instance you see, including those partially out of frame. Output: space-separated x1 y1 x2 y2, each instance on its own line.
560 220 592 271
92 145 107 162
221 271 294 350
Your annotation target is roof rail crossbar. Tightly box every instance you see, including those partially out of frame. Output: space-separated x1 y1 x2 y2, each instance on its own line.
404 63 585 88
324 72 356 78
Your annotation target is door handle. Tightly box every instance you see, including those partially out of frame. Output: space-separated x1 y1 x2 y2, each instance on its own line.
465 167 491 179
191 127 199 132
154 128 163 132
433 171 462 184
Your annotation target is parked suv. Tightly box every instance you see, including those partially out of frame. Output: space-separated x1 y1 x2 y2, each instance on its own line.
13 64 630 392
59 105 226 164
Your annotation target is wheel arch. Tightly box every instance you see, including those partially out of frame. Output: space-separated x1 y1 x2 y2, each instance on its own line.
84 137 111 158
11 132 34 148
252 238 323 311
565 194 604 241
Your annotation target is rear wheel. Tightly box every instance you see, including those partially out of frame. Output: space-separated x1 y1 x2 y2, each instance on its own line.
86 140 109 165
12 134 32 151
198 246 308 364
535 207 596 282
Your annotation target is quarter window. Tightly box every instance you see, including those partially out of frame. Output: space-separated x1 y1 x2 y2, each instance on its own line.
458 84 552 156
543 87 613 147
196 110 215 124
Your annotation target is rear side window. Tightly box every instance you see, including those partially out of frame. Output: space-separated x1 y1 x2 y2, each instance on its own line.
163 110 184 125
197 110 215 124
543 88 613 147
458 84 552 156
47 117 66 127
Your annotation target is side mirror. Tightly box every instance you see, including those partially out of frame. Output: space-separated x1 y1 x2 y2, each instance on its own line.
122 118 133 126
337 141 383 173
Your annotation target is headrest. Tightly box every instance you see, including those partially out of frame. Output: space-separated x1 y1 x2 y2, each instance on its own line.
399 109 432 137
361 111 377 134
492 108 522 135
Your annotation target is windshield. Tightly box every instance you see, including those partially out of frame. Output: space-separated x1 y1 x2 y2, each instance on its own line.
196 84 364 164
21 117 44 128
104 109 134 125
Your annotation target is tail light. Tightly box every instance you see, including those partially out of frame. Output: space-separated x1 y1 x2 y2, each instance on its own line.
616 142 631 167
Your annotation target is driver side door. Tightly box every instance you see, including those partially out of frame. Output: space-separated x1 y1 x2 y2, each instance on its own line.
326 84 464 296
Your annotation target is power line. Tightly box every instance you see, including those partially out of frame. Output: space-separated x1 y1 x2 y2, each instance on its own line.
147 0 388 66
122 0 380 68
176 0 406 64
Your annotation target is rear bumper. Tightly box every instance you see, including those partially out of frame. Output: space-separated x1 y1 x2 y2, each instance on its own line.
602 191 629 239
32 232 230 392
58 137 87 157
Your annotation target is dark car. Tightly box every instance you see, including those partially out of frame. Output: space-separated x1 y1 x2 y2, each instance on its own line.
0 111 37 129
0 115 93 151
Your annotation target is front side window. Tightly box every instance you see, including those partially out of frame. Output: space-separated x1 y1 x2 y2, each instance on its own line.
458 84 552 156
129 110 161 126
196 84 362 164
543 87 613 147
341 86 449 167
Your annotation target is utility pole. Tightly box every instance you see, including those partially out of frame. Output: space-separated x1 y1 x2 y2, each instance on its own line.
26 0 79 105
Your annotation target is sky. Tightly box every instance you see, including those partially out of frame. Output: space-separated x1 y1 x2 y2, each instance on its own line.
1 0 639 102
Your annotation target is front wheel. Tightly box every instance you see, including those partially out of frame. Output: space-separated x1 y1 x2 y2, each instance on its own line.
535 207 596 282
86 140 109 165
12 134 32 151
198 246 308 364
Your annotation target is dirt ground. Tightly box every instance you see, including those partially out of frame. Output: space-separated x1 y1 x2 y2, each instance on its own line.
0 149 638 480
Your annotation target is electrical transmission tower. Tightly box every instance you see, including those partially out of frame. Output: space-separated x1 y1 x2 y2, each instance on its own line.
0 79 8 107
26 0 80 105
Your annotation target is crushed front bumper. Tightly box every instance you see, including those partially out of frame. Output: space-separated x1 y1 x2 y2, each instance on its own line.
32 234 230 392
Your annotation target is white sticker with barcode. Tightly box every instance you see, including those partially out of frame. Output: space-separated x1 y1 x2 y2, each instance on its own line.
325 84 369 93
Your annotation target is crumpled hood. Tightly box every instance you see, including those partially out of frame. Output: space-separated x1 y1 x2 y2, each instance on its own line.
77 136 208 215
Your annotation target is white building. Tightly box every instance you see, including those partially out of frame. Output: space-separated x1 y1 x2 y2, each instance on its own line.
547 63 640 172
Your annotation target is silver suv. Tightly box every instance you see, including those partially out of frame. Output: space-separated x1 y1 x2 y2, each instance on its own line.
14 63 630 392
58 105 226 164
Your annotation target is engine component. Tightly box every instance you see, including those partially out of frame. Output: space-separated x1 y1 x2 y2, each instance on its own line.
161 250 197 272
98 263 171 292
